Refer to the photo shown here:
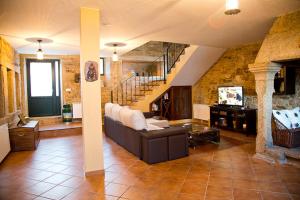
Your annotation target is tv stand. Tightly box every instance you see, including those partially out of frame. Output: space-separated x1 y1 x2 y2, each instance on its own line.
210 105 257 135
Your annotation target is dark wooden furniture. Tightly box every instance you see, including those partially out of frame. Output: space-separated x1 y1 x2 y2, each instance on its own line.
210 106 257 135
9 120 40 151
274 66 295 95
182 123 220 148
150 86 192 120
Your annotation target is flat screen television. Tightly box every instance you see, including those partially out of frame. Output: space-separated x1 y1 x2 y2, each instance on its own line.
218 86 244 106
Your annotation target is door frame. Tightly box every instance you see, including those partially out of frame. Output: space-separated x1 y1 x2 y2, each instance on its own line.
26 58 62 117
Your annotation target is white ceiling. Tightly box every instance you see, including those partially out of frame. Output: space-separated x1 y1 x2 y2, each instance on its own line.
0 0 299 56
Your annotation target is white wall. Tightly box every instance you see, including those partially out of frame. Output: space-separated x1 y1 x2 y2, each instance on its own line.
0 124 10 162
171 45 226 86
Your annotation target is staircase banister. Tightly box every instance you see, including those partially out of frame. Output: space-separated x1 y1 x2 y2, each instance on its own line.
111 73 136 91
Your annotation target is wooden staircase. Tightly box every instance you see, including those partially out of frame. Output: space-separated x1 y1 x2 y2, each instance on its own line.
111 43 191 108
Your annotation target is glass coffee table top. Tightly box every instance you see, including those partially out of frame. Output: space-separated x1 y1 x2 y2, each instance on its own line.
179 123 220 148
182 123 219 135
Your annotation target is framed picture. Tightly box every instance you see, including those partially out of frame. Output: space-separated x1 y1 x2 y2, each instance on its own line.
85 61 98 82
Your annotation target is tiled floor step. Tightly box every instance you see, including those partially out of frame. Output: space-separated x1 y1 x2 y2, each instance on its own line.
39 122 82 138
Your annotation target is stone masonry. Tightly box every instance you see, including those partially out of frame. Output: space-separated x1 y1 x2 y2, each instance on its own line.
249 10 300 159
193 43 261 108
0 37 21 126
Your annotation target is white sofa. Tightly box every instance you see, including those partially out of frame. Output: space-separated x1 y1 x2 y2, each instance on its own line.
104 103 169 131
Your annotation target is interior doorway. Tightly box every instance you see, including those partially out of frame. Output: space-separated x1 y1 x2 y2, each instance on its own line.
26 59 61 117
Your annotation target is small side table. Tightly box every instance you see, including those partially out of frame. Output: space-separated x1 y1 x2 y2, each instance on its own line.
9 120 40 151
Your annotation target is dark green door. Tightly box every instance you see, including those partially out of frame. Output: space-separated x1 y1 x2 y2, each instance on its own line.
27 59 61 117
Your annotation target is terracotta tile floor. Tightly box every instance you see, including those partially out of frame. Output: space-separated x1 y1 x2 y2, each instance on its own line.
1 130 300 200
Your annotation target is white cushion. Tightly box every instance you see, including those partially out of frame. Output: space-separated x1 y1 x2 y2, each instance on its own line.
146 123 164 131
273 110 292 129
146 118 169 128
119 106 131 125
104 103 114 117
289 107 300 129
126 110 147 130
111 104 122 121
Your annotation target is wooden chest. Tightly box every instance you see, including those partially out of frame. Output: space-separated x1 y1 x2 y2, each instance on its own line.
9 120 40 151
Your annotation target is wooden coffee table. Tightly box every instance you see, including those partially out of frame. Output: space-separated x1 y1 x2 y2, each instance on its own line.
182 123 220 148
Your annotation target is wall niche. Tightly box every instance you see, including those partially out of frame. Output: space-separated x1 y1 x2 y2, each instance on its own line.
15 72 21 110
7 69 15 113
0 66 5 117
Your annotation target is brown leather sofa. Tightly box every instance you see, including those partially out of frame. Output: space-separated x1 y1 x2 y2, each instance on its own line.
104 114 189 164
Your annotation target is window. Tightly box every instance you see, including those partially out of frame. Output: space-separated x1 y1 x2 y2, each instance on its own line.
29 62 53 97
100 58 105 76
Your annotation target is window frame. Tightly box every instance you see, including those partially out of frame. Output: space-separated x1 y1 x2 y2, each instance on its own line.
100 57 105 76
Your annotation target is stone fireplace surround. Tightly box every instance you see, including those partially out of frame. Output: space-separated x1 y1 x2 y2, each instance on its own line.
248 10 300 163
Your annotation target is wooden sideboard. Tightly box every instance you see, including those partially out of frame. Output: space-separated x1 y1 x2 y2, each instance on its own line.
210 106 257 135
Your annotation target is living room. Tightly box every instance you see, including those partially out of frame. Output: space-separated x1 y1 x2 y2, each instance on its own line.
1 0 300 199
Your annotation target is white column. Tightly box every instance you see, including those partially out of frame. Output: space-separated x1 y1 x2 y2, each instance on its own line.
249 62 281 153
80 7 104 174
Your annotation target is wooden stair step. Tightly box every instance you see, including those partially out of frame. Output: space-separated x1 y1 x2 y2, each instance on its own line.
133 94 145 96
126 99 138 102
139 89 153 91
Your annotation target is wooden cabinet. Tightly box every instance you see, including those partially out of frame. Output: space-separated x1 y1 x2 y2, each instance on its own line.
9 120 40 151
210 106 257 135
150 86 192 120
170 86 192 120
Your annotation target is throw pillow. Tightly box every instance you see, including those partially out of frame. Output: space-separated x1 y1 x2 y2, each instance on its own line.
127 110 147 130
272 110 292 129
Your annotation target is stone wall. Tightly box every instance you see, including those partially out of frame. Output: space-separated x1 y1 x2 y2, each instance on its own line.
246 69 300 110
193 43 261 108
101 87 111 117
122 41 164 58
61 55 81 104
255 10 300 63
0 37 21 126
252 10 300 109
122 61 161 76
